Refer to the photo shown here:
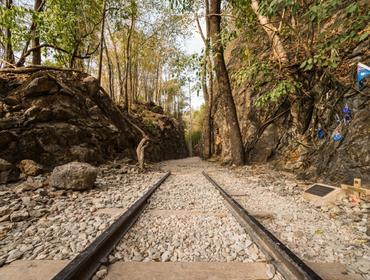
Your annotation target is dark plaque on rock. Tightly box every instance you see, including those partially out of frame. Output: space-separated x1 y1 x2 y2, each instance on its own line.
305 184 335 197
303 183 344 205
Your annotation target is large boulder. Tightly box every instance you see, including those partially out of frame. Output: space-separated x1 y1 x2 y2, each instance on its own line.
49 162 98 191
0 158 19 184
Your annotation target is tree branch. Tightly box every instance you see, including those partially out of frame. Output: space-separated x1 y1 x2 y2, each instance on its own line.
15 44 92 67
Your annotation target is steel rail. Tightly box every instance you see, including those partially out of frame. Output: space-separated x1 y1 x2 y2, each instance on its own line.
202 171 323 280
52 171 171 280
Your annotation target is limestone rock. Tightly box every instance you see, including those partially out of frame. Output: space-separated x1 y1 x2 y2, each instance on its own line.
0 70 187 169
0 205 11 217
95 266 108 279
22 75 58 97
6 249 23 263
10 210 29 222
14 177 45 193
19 159 43 176
49 162 98 190
0 158 19 184
0 158 13 171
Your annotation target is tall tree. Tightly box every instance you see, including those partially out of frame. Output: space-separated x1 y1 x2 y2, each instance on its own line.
3 0 15 66
208 0 244 165
107 22 124 102
98 0 107 84
31 0 42 65
124 0 136 112
196 0 213 159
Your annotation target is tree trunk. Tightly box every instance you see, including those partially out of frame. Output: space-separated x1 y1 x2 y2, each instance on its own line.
155 61 160 103
31 0 42 65
107 23 124 103
196 3 213 159
16 0 45 67
69 41 80 68
97 0 107 84
104 38 114 99
157 66 162 105
124 7 135 112
207 60 214 155
4 0 15 67
129 43 134 105
133 61 139 102
250 0 288 65
209 0 244 165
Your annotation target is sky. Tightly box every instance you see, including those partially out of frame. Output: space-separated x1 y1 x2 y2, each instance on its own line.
182 21 206 111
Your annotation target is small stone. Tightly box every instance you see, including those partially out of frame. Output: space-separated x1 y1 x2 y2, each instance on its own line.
0 223 12 238
161 251 171 262
132 252 143 262
35 254 47 260
149 251 161 261
247 244 259 261
21 197 36 208
0 205 11 217
19 159 43 176
0 214 10 222
95 266 108 279
266 264 276 278
6 249 23 263
14 177 44 193
0 158 13 171
10 210 29 222
98 223 106 231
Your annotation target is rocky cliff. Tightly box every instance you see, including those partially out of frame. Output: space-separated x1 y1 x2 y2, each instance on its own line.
0 68 187 177
212 32 369 184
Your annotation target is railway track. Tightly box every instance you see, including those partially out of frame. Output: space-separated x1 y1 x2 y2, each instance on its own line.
51 170 323 280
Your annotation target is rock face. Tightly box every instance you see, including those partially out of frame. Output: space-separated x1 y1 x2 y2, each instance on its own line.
49 162 98 190
211 35 370 184
0 69 187 172
0 158 19 184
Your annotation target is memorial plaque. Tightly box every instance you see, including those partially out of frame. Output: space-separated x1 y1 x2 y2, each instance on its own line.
305 184 335 197
303 183 345 205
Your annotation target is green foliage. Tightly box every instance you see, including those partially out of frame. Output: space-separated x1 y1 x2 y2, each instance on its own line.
258 0 301 18
255 80 300 107
168 0 194 12
0 4 31 52
300 49 340 71
143 119 158 135
305 0 341 23
232 61 271 87
41 0 103 64
228 0 259 34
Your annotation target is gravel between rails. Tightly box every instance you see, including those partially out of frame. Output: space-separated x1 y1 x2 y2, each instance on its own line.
109 158 286 280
